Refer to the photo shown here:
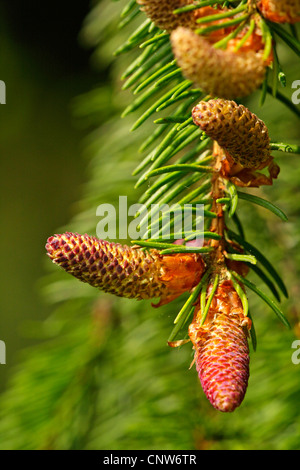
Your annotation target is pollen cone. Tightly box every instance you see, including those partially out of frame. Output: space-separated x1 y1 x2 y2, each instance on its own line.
171 27 267 99
192 98 271 168
46 232 205 304
136 0 197 32
189 281 250 412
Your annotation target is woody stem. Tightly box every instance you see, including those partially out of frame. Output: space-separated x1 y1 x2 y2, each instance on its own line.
209 142 226 268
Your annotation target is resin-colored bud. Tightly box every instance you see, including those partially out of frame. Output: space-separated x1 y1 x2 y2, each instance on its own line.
189 280 251 412
136 0 197 32
192 99 271 169
46 232 205 305
258 0 300 24
171 27 267 99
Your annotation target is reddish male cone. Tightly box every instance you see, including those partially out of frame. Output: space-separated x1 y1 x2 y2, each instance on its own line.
46 232 205 305
189 280 251 412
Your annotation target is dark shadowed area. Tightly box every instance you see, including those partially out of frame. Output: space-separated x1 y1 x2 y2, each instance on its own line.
0 0 101 390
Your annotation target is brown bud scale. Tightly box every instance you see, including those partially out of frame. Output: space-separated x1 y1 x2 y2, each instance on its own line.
258 0 300 24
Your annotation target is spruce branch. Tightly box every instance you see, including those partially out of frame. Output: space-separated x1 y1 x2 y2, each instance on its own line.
44 0 299 414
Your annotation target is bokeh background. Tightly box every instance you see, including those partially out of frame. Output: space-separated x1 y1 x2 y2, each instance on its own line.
0 0 98 389
0 0 300 450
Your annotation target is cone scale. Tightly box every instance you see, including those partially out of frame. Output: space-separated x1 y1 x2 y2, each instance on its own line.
46 232 205 305
189 280 251 412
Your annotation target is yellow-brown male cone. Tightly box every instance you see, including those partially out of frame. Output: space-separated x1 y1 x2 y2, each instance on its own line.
46 232 205 305
192 99 271 169
258 0 300 24
189 281 251 412
136 0 196 32
171 27 267 99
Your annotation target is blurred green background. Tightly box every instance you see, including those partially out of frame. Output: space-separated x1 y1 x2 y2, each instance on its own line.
0 0 300 450
0 0 98 390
